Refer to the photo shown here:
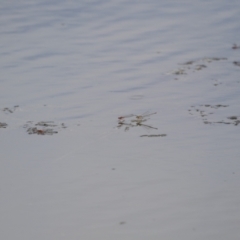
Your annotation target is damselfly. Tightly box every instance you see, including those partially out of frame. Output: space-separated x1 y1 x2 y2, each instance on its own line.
131 112 157 123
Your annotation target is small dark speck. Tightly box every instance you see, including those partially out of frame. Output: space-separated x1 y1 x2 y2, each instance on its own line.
119 221 126 225
232 44 240 49
228 116 238 120
233 61 240 67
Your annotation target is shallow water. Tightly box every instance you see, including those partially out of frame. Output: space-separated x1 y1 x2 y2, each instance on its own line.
1 0 240 239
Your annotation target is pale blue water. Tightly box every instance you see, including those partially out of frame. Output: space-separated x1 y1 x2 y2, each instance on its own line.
1 1 240 239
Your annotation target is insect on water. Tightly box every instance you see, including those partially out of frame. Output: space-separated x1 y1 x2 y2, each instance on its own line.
131 112 157 123
118 112 156 121
118 114 135 120
117 112 157 131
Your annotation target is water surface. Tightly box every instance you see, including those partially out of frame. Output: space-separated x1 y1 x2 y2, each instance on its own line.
1 0 240 239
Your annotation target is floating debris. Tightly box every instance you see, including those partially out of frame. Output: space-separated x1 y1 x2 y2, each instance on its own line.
3 108 13 113
232 44 240 49
204 104 228 109
212 79 222 86
182 60 194 65
35 121 57 127
173 69 186 75
0 122 8 128
233 61 240 67
227 116 240 126
140 134 167 137
189 104 239 126
0 105 77 135
24 121 67 135
27 127 58 135
2 105 19 114
203 57 227 62
170 57 227 76
228 116 238 120
195 64 207 70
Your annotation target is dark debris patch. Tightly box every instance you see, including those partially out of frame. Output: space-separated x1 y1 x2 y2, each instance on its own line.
203 104 228 109
189 105 240 126
2 105 19 114
35 121 57 127
172 57 227 76
227 116 240 126
232 44 240 49
27 127 58 135
173 69 186 75
140 134 167 137
206 57 227 61
195 64 207 70
212 79 222 86
24 121 67 135
228 116 238 120
233 61 240 67
0 122 8 128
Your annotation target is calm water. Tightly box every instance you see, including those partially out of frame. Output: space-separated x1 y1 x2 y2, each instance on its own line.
1 0 240 239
